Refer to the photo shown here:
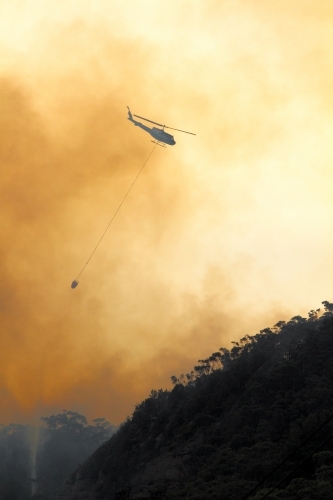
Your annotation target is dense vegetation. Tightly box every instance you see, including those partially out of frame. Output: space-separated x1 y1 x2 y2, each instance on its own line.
0 411 117 500
62 301 333 500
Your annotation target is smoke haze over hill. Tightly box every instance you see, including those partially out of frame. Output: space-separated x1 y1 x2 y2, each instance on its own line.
0 1 332 425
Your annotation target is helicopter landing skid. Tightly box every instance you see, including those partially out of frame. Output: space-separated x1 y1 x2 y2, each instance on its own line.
151 140 167 148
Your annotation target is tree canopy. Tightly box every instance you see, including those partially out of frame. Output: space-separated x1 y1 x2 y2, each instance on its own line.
61 301 333 500
0 411 117 500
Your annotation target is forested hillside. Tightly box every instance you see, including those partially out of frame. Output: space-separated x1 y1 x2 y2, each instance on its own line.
0 411 117 500
59 301 333 500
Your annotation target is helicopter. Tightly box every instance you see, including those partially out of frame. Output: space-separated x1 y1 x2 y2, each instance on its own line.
127 106 195 147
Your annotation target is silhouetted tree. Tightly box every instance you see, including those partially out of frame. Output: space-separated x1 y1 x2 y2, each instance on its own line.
0 412 117 500
0 424 32 500
35 411 116 498
68 302 333 500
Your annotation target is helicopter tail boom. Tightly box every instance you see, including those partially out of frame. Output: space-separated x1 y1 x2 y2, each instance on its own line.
133 114 164 128
133 111 195 135
127 107 196 141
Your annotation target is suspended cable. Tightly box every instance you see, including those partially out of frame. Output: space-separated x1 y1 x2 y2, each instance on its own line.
71 143 157 288
258 432 333 500
242 412 333 500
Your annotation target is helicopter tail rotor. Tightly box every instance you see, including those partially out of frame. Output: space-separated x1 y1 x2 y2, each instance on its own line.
127 106 134 121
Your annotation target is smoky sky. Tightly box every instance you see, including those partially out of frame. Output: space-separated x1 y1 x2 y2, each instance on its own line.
0 0 332 425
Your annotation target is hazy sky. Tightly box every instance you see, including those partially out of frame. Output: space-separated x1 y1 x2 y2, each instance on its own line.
1 0 332 425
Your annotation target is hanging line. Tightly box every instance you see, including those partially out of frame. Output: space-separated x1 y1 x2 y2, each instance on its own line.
71 143 157 288
242 412 333 500
257 432 333 500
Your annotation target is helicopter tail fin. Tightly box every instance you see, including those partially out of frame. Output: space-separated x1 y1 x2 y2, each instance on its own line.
127 106 133 121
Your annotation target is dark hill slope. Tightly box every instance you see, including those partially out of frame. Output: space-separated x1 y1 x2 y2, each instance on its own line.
59 303 333 500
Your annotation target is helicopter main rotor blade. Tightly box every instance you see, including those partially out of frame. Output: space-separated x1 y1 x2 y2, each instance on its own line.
133 114 164 127
164 126 196 135
133 113 196 135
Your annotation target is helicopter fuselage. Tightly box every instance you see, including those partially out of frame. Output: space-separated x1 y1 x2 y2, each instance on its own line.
129 118 176 146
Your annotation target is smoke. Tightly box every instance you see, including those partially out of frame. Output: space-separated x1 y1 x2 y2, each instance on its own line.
26 425 40 496
0 57 230 424
0 1 332 425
